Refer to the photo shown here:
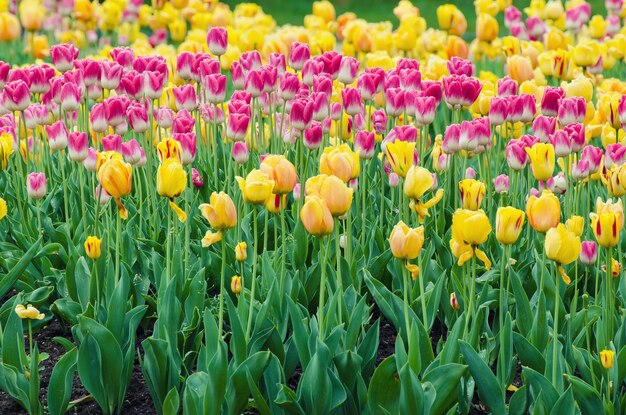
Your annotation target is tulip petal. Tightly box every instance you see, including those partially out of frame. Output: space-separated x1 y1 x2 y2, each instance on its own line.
405 263 420 280
114 198 128 220
557 265 571 285
475 248 492 270
169 200 187 223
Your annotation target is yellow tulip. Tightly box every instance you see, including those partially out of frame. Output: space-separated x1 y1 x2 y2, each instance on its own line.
589 15 606 39
157 138 183 163
437 4 467 36
0 132 14 170
168 19 187 43
231 275 242 294
565 76 593 102
265 193 287 214
305 174 353 217
545 223 581 284
97 157 132 218
496 206 525 245
84 236 102 260
450 209 492 268
544 0 564 20
14 304 44 320
508 55 535 84
199 191 237 231
565 215 584 237
459 179 486 211
591 198 623 248
573 40 601 68
157 158 186 200
320 143 360 183
260 154 298 194
201 230 222 248
312 0 335 22
236 169 275 205
386 140 415 178
389 221 425 260
0 197 7 221
526 189 561 233
600 349 615 369
235 242 247 262
526 143 555 182
0 12 20 41
476 13 498 42
300 195 334 236
19 0 45 31
605 165 626 198
30 34 49 59
404 166 435 200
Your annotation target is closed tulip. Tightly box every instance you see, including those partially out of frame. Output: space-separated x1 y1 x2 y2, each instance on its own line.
235 242 247 262
386 140 415 178
459 179 486 210
545 223 581 284
260 155 298 194
300 195 334 236
389 221 425 260
319 144 360 183
84 236 102 260
590 200 623 248
566 215 584 237
231 276 242 294
236 169 275 205
573 41 601 67
97 158 132 203
404 166 435 200
526 189 561 233
496 207 525 245
305 174 354 217
157 158 187 222
600 349 615 369
526 143 555 182
199 192 238 231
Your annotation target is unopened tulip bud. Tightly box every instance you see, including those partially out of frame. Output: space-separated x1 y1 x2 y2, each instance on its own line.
84 236 102 260
465 167 476 179
580 241 597 265
493 174 510 193
235 242 247 262
293 183 302 202
339 234 346 249
192 168 204 188
231 275 242 294
389 172 400 187
450 292 460 310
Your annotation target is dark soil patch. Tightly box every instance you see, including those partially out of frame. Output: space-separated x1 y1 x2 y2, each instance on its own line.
372 307 396 365
0 318 156 415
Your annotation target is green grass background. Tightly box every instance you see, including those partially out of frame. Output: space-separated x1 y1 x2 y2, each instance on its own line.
221 0 607 34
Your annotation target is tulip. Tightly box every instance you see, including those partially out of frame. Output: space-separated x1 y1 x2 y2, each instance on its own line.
443 75 482 108
289 42 310 71
558 97 586 126
496 207 525 245
443 124 461 154
14 304 44 320
68 132 88 162
157 158 187 222
493 174 510 193
97 157 132 218
371 110 387 134
386 140 415 178
508 55 534 83
437 4 467 36
127 104 149 133
102 134 123 153
385 88 405 118
404 166 435 200
580 241 597 265
199 191 237 231
545 223 581 284
100 61 123 90
3 80 30 111
342 88 362 116
235 242 247 262
84 236 102 260
50 44 79 72
566 215 584 237
354 131 375 159
541 87 565 117
573 40 601 68
600 350 615 369
173 84 197 112
563 123 585 153
549 130 571 158
497 77 518 97
582 145 603 174
532 116 556 143
526 143 555 182
459 179 486 210
232 141 249 164
201 230 222 248
389 221 425 260
121 140 142 165
414 96 437 126
206 27 228 56
236 169 275 205
290 98 314 131
26 172 46 199
304 121 323 150
46 121 68 151
389 173 400 187
591 200 623 248
305 174 354 217
260 155 298 194
300 195 334 236
526 189 561 233
338 56 359 84
0 13 20 42
450 209 492 268
320 144 360 182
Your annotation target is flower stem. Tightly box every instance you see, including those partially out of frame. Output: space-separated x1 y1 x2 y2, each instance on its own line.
552 265 560 385
318 236 330 340
499 245 508 387
246 205 258 341
402 260 410 338
114 210 121 285
218 234 226 342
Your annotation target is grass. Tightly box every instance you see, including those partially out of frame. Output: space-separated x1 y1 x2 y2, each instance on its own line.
221 0 607 35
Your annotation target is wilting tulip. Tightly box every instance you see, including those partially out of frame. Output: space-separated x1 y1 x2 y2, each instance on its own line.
526 189 561 233
14 304 44 320
450 209 492 268
84 236 102 260
300 195 334 236
320 144 360 182
157 158 187 222
580 241 597 265
386 140 416 177
97 157 132 218
545 223 581 284
261 155 297 194
206 27 228 56
191 168 203 188
389 221 425 260
496 207 525 245
26 172 46 199
201 230 222 248
526 143 555 182
199 191 237 231
459 179 486 210
236 169 275 205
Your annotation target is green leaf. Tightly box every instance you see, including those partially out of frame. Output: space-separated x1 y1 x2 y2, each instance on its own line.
398 364 424 414
423 363 467 415
568 376 604 415
513 332 546 373
459 341 506 414
367 356 400 414
48 348 78 415
549 386 574 415
0 237 42 298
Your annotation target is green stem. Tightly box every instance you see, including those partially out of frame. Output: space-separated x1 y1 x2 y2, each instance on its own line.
218 235 226 342
246 205 258 341
499 245 508 387
318 236 330 340
552 265 560 385
114 210 121 285
335 219 343 328
402 260 410 338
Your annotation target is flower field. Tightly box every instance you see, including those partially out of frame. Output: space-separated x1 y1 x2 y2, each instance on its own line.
2 0 626 413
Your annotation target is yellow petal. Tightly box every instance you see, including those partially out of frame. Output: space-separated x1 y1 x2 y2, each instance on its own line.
169 200 187 223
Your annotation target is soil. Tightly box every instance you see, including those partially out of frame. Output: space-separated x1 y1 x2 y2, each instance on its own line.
0 319 156 415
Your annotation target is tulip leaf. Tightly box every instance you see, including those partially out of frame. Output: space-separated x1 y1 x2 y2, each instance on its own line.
513 332 546 373
422 363 467 415
47 347 77 415
367 356 400 414
459 340 506 414
510 268 532 337
549 386 574 415
568 376 604 415
0 237 42 299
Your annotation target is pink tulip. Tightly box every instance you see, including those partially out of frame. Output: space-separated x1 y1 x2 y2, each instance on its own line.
618 95 626 127
605 143 626 168
443 124 461 154
549 130 572 158
489 97 509 126
261 66 278 93
84 148 98 171
23 105 39 130
465 167 476 179
289 42 310 71
580 241 597 265
29 65 54 94
504 6 522 28
357 72 379 101
95 185 111 205
50 44 79 72
110 47 134 69
308 92 328 121
493 174 510 193
459 120 479 151
564 123 585 153
313 73 333 98
60 83 81 112
172 110 195 134
119 72 144 100
175 52 194 81
102 134 122 152
127 103 149 133
195 55 219 82
0 61 9 88
290 98 313 130
192 168 204 188
206 27 228 56
104 96 126 127
244 69 264 98
541 86 565 117
3 80 30 111
443 75 482 108
230 61 245 90
173 132 196 165
532 115 556 143
204 73 227 104
121 139 142 165
239 51 262 72
342 88 362 116
269 53 286 74
46 121 68 151
154 106 174 129
371 109 387 134
319 51 342 79
399 68 421 91
558 97 586 125
389 172 400 187
26 172 47 199
232 141 249 164
144 71 166 100
547 172 567 194
227 114 250 141
505 139 528 170
338 56 360 84
303 121 323 150
414 95 437 125
571 159 590 180
279 72 300 101
100 61 123 90
302 59 323 86
173 84 197 111
447 57 474 77
518 94 536 122
293 183 302 202
354 130 375 159
68 132 88 162
385 88 405 118
581 145 603 173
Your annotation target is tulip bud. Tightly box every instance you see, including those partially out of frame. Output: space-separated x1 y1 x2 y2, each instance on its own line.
465 167 476 179
389 172 400 188
231 275 242 294
450 292 460 311
192 168 204 188
232 141 249 164
84 235 102 260
580 241 597 265
235 242 247 262
493 174 510 193
293 183 302 202
26 172 46 199
600 349 615 369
